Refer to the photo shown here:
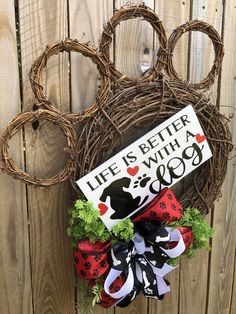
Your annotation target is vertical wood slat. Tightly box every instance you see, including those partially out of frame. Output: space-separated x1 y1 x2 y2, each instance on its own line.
208 1 236 313
230 250 236 314
114 0 153 313
114 0 155 79
69 1 114 314
0 1 33 314
179 2 224 314
18 1 74 313
149 1 190 313
189 0 223 97
0 1 235 314
155 0 191 78
69 0 114 113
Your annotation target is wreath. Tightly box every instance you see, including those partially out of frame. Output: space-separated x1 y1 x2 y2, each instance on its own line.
0 3 233 312
68 191 214 310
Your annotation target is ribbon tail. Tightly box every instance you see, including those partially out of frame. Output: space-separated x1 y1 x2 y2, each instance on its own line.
150 262 177 297
156 276 170 296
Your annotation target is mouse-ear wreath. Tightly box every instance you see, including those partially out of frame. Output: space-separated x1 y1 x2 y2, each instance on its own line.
29 39 112 122
166 20 224 90
0 109 77 187
99 4 168 89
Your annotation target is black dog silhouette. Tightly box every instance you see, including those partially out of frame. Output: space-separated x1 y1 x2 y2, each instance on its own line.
99 177 148 220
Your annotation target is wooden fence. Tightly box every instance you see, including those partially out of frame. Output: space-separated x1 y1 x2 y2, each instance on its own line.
0 0 236 313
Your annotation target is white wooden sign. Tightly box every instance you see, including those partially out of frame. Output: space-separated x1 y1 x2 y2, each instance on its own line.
76 105 212 230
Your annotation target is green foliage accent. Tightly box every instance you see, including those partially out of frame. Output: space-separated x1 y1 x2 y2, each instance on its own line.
68 199 110 246
67 199 134 248
112 218 134 243
91 283 104 306
168 208 214 259
167 256 180 267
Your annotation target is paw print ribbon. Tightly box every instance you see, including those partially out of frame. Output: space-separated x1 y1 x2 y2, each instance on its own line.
74 240 111 279
133 188 183 223
104 223 186 305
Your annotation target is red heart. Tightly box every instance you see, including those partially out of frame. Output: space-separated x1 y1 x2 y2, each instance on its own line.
127 166 139 176
98 203 108 216
195 133 206 143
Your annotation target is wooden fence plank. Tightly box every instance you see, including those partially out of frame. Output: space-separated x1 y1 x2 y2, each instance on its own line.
69 0 113 113
113 1 153 312
207 0 236 313
189 0 223 97
18 1 74 313
179 2 223 314
149 2 190 314
114 0 155 80
155 0 191 78
0 1 234 314
69 1 114 314
0 1 33 314
230 252 236 314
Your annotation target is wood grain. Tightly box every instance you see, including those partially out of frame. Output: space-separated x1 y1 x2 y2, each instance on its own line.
69 1 114 314
207 1 236 313
148 1 191 314
113 0 153 313
114 0 155 79
230 251 236 314
155 0 190 79
19 0 75 313
0 1 33 313
179 246 210 314
179 2 223 314
1 1 236 314
189 0 223 97
69 0 113 113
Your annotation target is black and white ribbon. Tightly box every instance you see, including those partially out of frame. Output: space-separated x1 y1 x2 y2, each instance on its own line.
104 225 185 305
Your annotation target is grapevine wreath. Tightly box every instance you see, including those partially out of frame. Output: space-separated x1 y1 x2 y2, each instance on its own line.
0 3 233 310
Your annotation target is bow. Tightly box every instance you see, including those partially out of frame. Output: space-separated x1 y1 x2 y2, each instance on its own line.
104 221 186 306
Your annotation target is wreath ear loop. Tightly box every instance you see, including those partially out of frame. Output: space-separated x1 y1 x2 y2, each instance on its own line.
99 5 224 91
166 20 224 90
98 4 168 88
29 38 112 123
0 39 113 187
0 109 77 187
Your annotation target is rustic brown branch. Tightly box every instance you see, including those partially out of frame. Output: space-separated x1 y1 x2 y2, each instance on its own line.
75 79 233 214
0 108 77 187
98 4 168 89
29 38 112 123
166 20 224 90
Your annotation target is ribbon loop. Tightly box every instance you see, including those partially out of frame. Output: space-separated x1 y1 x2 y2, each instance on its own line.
161 228 186 258
104 225 186 303
104 267 134 299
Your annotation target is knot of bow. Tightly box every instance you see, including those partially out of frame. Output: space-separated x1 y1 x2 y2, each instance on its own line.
104 220 186 306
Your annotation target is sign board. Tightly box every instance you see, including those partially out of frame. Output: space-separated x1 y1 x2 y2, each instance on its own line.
76 105 212 230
